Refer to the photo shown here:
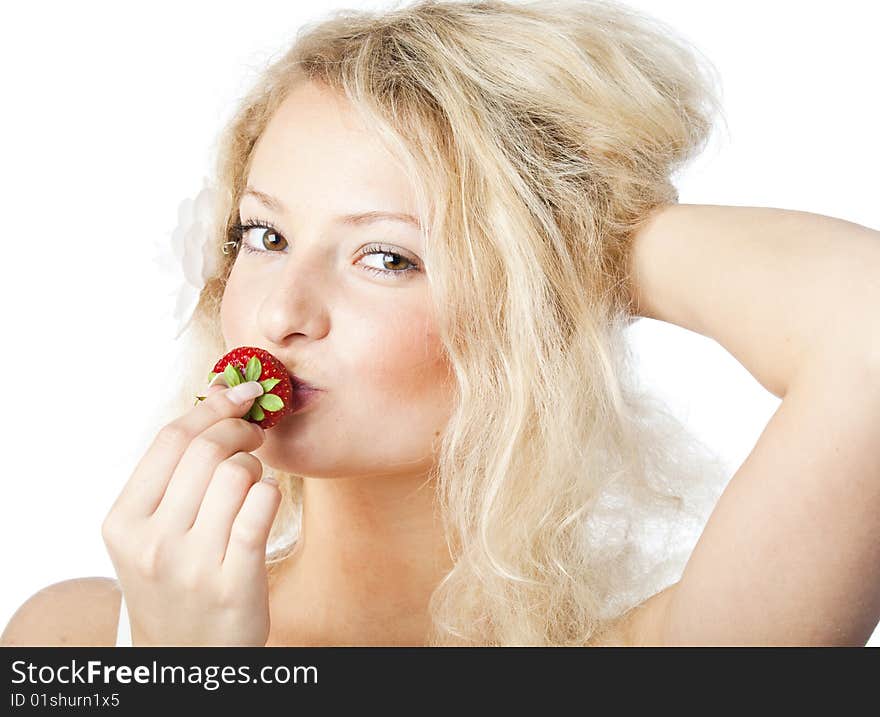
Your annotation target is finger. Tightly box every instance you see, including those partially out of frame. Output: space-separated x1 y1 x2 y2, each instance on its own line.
200 372 231 400
192 372 230 406
221 479 282 582
152 417 265 533
189 451 264 563
117 378 266 519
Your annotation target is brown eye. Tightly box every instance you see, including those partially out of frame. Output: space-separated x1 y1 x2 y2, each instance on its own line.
259 228 287 251
357 244 421 280
232 220 288 256
380 253 411 271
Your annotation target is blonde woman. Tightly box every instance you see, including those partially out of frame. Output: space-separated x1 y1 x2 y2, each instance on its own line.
3 0 878 647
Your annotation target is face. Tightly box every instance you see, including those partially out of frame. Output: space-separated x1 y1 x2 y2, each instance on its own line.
220 81 454 479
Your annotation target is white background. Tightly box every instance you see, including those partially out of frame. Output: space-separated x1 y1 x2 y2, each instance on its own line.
1 0 877 645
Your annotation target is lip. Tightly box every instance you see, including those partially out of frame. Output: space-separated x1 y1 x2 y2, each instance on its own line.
289 385 322 414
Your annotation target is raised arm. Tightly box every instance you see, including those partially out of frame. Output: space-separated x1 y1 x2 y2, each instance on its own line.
627 203 880 645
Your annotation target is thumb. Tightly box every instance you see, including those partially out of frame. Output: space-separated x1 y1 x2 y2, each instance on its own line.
206 372 229 395
194 373 229 404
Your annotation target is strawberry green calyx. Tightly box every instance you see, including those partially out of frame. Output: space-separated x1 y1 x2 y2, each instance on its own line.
244 356 261 382
247 391 285 421
244 356 285 421
261 378 281 392
194 352 287 422
223 363 246 387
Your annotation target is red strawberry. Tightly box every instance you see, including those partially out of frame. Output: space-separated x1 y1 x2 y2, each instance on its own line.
193 346 294 430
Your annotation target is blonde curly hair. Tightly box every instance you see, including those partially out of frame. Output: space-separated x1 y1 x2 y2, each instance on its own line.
154 0 730 646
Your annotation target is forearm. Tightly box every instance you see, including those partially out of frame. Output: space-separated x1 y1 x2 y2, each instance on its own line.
628 204 880 397
661 339 880 647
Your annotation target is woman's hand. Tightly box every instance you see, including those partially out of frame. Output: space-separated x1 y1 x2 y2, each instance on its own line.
102 376 281 646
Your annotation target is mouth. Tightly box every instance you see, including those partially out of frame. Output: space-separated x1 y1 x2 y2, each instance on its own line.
285 371 323 416
288 371 320 391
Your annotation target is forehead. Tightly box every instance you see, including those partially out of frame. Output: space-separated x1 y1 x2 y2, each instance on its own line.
246 82 420 224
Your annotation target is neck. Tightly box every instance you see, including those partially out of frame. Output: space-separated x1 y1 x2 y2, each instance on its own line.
268 474 454 646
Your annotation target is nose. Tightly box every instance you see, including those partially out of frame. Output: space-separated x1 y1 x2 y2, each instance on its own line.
255 251 330 345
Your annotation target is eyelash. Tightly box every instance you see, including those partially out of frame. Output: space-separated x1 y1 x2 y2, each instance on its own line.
228 217 421 280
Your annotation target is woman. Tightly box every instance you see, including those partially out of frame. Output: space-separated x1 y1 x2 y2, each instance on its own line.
3 0 878 646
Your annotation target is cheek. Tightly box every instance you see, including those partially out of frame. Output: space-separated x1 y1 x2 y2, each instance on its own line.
351 309 447 396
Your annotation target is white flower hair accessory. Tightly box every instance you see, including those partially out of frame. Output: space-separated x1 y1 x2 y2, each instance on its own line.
152 177 224 339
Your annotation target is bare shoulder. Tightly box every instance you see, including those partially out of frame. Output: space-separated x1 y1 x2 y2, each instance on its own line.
0 577 122 647
586 581 679 647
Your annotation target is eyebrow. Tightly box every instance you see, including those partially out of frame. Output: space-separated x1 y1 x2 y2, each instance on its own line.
242 186 422 230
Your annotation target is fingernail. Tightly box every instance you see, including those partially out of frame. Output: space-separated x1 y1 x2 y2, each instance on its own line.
209 373 227 388
226 381 264 404
262 474 278 485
